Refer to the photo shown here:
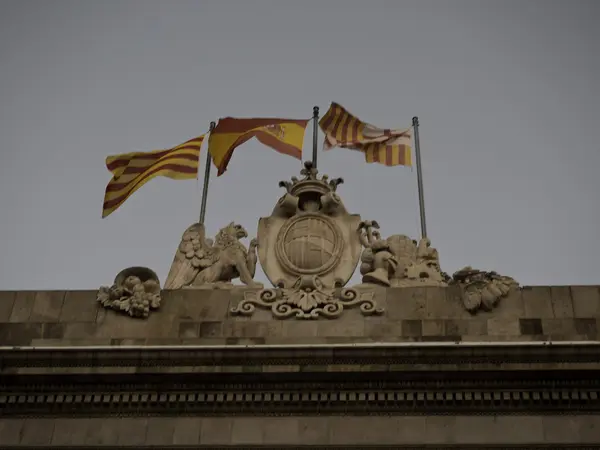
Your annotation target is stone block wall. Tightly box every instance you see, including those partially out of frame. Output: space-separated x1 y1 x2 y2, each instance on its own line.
2 285 600 448
2 415 600 447
0 285 599 347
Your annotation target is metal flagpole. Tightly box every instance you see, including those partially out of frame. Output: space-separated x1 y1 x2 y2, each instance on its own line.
412 116 428 239
199 121 216 225
312 106 319 168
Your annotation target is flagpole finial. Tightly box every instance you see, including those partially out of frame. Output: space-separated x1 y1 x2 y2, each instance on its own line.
313 106 319 116
412 116 419 126
210 121 216 130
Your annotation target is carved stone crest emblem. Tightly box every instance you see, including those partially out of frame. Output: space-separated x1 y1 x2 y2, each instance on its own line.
231 162 383 319
257 161 362 288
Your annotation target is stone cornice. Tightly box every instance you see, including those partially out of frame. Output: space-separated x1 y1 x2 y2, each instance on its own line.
2 342 600 371
3 446 600 450
5 446 600 449
2 343 600 418
2 370 600 417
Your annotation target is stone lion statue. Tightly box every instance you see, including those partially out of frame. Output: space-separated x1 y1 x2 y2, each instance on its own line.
164 222 262 289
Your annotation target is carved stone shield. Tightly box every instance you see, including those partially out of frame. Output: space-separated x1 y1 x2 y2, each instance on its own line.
257 165 362 289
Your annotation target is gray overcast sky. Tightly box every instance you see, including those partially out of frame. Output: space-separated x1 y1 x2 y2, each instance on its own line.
0 0 598 290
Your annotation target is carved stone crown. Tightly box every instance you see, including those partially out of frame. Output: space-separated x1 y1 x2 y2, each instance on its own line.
278 161 344 197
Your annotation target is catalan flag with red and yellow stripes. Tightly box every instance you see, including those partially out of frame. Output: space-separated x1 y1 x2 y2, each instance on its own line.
319 102 412 167
102 135 205 218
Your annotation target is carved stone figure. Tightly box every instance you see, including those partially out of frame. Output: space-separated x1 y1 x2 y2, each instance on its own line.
358 220 397 286
242 161 382 319
97 267 161 319
450 266 519 314
357 222 519 313
165 222 262 289
358 222 446 288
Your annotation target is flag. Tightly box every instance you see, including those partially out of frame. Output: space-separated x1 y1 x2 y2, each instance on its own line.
319 102 412 167
208 117 309 176
102 135 205 218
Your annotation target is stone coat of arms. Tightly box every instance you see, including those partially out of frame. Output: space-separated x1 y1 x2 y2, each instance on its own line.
257 161 361 290
231 162 381 319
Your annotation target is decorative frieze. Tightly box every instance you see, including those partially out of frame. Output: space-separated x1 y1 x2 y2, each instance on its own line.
2 369 600 417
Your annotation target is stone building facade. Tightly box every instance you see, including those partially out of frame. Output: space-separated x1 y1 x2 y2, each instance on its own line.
1 286 600 448
1 162 599 448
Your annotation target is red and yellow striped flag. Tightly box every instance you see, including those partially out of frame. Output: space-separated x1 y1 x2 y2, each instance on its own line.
208 117 309 176
319 102 412 167
102 135 205 218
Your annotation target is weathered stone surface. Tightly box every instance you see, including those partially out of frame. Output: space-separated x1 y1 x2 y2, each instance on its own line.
117 418 148 445
520 318 543 335
263 417 299 444
282 320 319 338
60 291 98 322
571 285 600 317
574 318 598 339
20 418 55 445
200 417 233 445
550 286 574 318
0 291 16 322
51 419 88 445
84 418 120 445
422 319 445 336
0 419 22 445
392 416 427 444
30 291 65 322
2 284 599 346
9 291 35 322
0 323 42 346
542 318 577 338
543 416 581 443
145 417 177 445
578 415 600 443
364 317 403 338
172 417 201 445
387 287 430 320
2 415 600 446
231 417 264 444
487 317 520 336
522 286 554 318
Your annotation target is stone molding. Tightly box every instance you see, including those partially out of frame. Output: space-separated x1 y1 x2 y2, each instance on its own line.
4 445 600 449
2 342 600 370
2 343 600 419
2 369 600 418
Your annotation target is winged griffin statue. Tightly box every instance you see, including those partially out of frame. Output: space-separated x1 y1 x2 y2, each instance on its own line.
164 222 262 289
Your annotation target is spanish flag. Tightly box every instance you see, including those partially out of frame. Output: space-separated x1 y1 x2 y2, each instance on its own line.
319 102 412 167
102 135 205 218
208 117 309 176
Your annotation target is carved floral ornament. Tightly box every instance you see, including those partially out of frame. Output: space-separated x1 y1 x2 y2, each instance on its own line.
97 266 162 318
98 162 519 319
